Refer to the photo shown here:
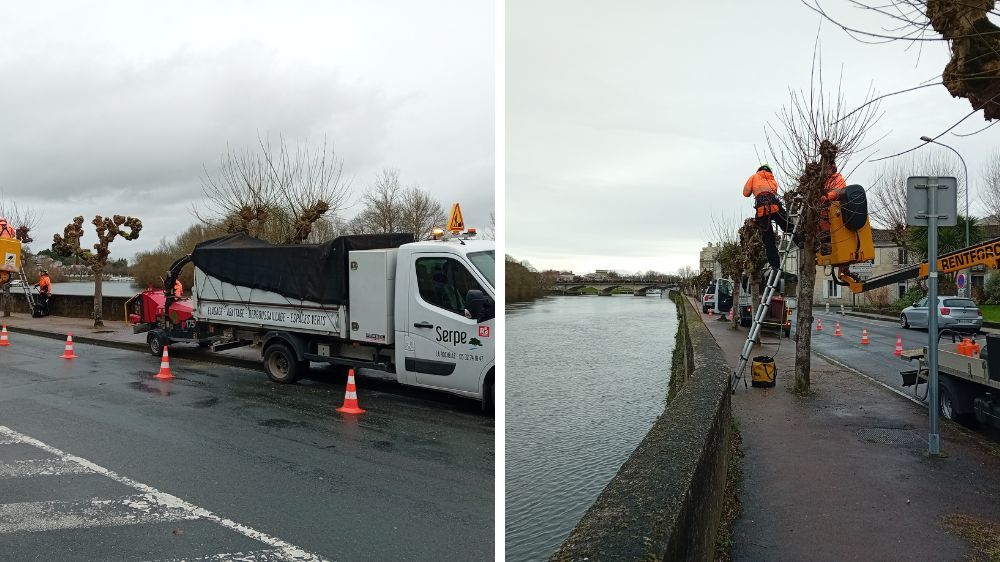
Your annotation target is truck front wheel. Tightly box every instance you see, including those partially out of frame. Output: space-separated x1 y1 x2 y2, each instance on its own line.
263 343 300 384
482 369 495 415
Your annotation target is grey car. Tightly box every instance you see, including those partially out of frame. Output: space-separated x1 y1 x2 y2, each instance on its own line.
899 296 982 333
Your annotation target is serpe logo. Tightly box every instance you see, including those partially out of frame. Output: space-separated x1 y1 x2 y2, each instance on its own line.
478 326 490 338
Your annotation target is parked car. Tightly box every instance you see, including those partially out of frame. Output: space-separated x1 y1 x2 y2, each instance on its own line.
702 280 716 313
899 296 982 333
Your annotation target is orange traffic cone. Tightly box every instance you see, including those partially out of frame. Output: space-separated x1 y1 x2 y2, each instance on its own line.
834 322 842 337
0 325 10 347
817 319 822 332
154 346 174 380
61 333 77 359
337 369 366 414
861 328 870 345
727 309 732 321
708 308 714 317
894 336 903 356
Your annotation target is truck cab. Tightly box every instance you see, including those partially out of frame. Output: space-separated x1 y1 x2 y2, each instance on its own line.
392 238 496 406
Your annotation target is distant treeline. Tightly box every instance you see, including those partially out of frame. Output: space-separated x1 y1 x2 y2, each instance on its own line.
131 223 228 290
506 255 544 301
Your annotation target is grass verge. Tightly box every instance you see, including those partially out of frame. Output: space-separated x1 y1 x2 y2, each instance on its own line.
714 417 744 561
940 513 1000 562
667 290 689 403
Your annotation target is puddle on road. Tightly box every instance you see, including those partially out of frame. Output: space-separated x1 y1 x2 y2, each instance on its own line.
259 418 308 429
190 397 219 408
128 380 174 397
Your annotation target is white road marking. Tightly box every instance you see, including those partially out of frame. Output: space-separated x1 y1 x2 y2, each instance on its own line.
0 458 94 479
0 426 328 562
0 436 19 445
0 493 198 533
144 549 290 562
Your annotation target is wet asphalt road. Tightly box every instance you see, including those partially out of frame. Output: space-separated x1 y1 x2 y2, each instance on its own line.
809 310 955 399
0 332 494 561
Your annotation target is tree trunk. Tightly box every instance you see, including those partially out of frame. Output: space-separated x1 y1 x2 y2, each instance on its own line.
731 273 742 329
93 271 103 327
793 150 837 395
2 284 10 318
750 270 761 344
794 246 816 394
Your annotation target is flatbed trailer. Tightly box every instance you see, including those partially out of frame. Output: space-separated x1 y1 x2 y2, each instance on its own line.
899 333 1000 429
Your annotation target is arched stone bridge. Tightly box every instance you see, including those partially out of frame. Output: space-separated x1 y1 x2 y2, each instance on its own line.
548 282 678 296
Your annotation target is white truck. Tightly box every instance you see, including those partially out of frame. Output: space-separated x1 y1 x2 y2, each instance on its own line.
130 231 496 411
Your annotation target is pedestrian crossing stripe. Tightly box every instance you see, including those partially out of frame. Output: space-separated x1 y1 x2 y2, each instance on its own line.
0 426 328 561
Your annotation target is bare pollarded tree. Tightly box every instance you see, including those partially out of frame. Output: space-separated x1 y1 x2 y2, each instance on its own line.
979 149 1000 221
764 59 882 395
868 151 965 264
53 215 142 327
0 197 39 317
709 213 748 328
805 0 1000 141
738 217 768 337
350 168 448 240
197 134 349 245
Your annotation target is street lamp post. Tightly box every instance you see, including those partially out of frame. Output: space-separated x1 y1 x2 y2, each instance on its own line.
920 136 969 295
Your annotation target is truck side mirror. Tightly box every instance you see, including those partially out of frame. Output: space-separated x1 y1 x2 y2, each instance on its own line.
466 289 494 322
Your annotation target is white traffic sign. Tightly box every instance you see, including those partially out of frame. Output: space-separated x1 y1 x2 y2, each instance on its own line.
906 176 957 227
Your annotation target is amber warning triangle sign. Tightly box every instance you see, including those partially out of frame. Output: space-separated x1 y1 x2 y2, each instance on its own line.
447 203 465 232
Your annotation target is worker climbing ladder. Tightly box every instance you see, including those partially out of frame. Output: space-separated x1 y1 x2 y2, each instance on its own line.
730 202 801 392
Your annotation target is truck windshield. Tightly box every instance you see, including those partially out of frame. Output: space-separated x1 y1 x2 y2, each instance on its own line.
468 251 495 287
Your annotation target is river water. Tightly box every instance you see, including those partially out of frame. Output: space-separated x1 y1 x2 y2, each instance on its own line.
47 281 138 297
505 294 679 561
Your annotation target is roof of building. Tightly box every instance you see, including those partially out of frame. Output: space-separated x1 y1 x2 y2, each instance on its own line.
872 228 895 245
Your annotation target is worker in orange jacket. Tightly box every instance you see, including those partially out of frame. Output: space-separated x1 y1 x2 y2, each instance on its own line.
33 269 52 316
744 164 801 270
818 164 848 255
173 278 183 298
0 217 16 239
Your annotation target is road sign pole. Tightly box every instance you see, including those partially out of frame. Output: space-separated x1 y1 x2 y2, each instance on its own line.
926 181 941 456
907 175 956 457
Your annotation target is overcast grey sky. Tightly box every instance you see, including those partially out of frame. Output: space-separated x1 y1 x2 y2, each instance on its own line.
0 1 493 259
507 1 1000 275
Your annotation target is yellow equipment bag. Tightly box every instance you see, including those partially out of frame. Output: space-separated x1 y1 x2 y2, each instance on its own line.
751 356 776 388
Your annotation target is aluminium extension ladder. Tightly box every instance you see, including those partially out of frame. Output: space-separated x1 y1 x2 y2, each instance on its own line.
730 204 801 392
14 265 34 310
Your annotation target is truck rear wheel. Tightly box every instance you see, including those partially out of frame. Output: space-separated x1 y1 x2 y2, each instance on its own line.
939 377 976 426
147 332 168 356
263 343 300 384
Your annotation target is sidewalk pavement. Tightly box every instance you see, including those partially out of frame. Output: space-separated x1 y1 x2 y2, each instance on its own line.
0 312 262 365
692 298 1000 561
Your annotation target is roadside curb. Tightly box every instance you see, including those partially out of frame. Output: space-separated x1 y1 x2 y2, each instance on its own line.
842 311 897 323
4 324 263 372
812 349 924 407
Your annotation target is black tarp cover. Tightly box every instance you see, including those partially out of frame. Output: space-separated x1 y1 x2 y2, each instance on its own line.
191 233 414 304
